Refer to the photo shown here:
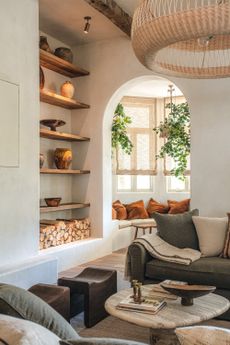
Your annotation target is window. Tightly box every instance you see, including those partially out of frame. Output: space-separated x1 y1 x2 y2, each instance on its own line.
167 176 190 193
115 97 156 192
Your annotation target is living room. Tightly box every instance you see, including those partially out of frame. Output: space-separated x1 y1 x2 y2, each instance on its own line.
0 0 230 344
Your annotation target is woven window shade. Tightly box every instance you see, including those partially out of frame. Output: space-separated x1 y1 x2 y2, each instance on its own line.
116 97 157 176
132 0 230 78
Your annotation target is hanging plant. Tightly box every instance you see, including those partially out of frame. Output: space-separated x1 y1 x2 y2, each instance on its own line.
153 102 190 180
111 103 133 155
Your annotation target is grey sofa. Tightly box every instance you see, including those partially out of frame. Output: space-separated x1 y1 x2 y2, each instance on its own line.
128 242 230 321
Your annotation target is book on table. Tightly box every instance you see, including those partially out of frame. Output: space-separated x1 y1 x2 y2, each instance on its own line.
116 295 166 315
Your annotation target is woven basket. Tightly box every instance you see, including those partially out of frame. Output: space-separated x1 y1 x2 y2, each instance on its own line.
132 0 230 78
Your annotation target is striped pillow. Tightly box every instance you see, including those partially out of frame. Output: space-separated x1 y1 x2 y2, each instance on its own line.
221 213 230 258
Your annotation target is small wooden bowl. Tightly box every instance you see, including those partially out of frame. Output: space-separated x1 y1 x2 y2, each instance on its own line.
160 283 216 306
40 119 66 131
44 197 62 207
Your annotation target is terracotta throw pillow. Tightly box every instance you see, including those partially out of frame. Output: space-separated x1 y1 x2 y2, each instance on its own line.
168 199 190 214
221 213 230 258
112 200 127 220
126 200 149 220
112 207 117 220
147 198 169 215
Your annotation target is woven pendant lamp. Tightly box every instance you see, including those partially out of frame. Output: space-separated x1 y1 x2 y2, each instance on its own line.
132 0 230 78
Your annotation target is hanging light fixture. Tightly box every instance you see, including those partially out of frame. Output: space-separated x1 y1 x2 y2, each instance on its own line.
84 16 91 34
131 0 230 78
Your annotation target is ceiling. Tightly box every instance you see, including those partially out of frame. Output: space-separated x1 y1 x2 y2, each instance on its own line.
125 78 183 98
39 0 128 46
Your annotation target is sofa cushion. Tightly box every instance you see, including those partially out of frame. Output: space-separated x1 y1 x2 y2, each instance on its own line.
152 209 199 250
126 200 149 220
147 198 169 215
145 257 230 289
0 284 79 340
0 314 61 345
112 207 117 220
118 220 132 229
112 200 127 220
192 216 228 257
168 199 190 214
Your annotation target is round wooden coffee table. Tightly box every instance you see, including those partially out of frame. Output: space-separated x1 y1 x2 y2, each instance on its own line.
105 285 230 345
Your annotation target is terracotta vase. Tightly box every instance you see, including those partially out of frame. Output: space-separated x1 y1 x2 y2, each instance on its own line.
54 148 72 170
40 67 45 89
40 153 45 169
40 36 52 53
60 81 75 99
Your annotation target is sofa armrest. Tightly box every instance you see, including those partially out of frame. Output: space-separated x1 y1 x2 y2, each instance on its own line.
128 243 152 283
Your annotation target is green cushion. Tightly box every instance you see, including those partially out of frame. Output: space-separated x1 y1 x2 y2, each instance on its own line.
146 257 230 289
0 284 79 340
152 209 199 249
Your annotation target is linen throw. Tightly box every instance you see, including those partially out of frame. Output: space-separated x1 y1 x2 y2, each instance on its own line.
221 213 230 258
125 232 201 280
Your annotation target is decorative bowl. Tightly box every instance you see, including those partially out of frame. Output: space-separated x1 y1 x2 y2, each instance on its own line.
54 47 73 63
160 282 216 306
40 119 66 132
44 197 62 207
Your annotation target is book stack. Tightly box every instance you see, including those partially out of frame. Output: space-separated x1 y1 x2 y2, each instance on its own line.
117 295 166 315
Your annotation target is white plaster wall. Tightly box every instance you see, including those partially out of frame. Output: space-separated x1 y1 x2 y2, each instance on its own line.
0 0 40 266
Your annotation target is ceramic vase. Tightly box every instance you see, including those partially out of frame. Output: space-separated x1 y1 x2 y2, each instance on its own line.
60 81 75 99
40 36 52 53
40 153 45 169
54 148 72 170
54 47 73 63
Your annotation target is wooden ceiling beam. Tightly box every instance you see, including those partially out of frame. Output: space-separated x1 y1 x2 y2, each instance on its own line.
84 0 132 37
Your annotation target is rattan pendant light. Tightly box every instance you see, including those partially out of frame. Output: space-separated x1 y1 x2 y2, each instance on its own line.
132 0 230 78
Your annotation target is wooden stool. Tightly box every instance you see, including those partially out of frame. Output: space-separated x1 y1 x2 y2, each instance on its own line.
58 267 117 327
28 283 70 322
133 223 156 240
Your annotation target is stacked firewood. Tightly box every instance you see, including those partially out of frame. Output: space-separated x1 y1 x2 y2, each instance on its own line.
40 218 91 250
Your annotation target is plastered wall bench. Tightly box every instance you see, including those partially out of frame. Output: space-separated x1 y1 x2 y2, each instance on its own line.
112 218 156 251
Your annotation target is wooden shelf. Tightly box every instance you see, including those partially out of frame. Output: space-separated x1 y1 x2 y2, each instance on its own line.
40 49 89 78
40 128 90 142
40 168 90 175
40 90 90 110
40 202 90 213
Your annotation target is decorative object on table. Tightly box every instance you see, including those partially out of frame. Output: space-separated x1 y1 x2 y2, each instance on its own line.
176 325 230 345
60 81 75 99
44 197 62 207
40 119 66 132
39 36 52 53
132 1 230 78
153 85 190 180
131 280 144 304
40 67 45 89
58 267 117 327
54 47 73 63
54 148 72 169
160 282 216 306
40 153 45 169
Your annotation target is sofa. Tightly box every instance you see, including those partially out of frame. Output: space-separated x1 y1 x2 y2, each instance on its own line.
128 242 230 320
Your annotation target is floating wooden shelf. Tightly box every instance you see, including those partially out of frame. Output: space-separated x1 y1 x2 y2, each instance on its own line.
40 49 89 78
40 90 90 110
40 202 90 213
40 168 90 175
40 128 90 142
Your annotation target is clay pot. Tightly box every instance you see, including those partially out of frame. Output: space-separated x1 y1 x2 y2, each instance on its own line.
40 67 45 89
60 81 75 99
54 47 73 63
45 197 62 207
40 153 45 169
54 148 72 170
40 36 52 53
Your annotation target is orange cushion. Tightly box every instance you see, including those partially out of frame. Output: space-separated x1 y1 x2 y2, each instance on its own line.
126 200 149 220
112 200 127 220
168 199 190 214
147 198 169 215
112 207 117 220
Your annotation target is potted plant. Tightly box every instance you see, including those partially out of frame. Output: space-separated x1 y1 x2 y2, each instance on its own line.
111 103 133 155
153 102 190 180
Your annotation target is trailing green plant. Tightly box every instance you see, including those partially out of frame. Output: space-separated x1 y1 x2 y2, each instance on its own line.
112 103 133 155
153 102 190 180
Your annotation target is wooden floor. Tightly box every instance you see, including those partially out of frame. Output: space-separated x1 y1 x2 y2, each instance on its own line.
59 248 127 278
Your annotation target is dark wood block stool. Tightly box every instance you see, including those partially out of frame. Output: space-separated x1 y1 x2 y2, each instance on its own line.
58 267 117 327
28 283 70 322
